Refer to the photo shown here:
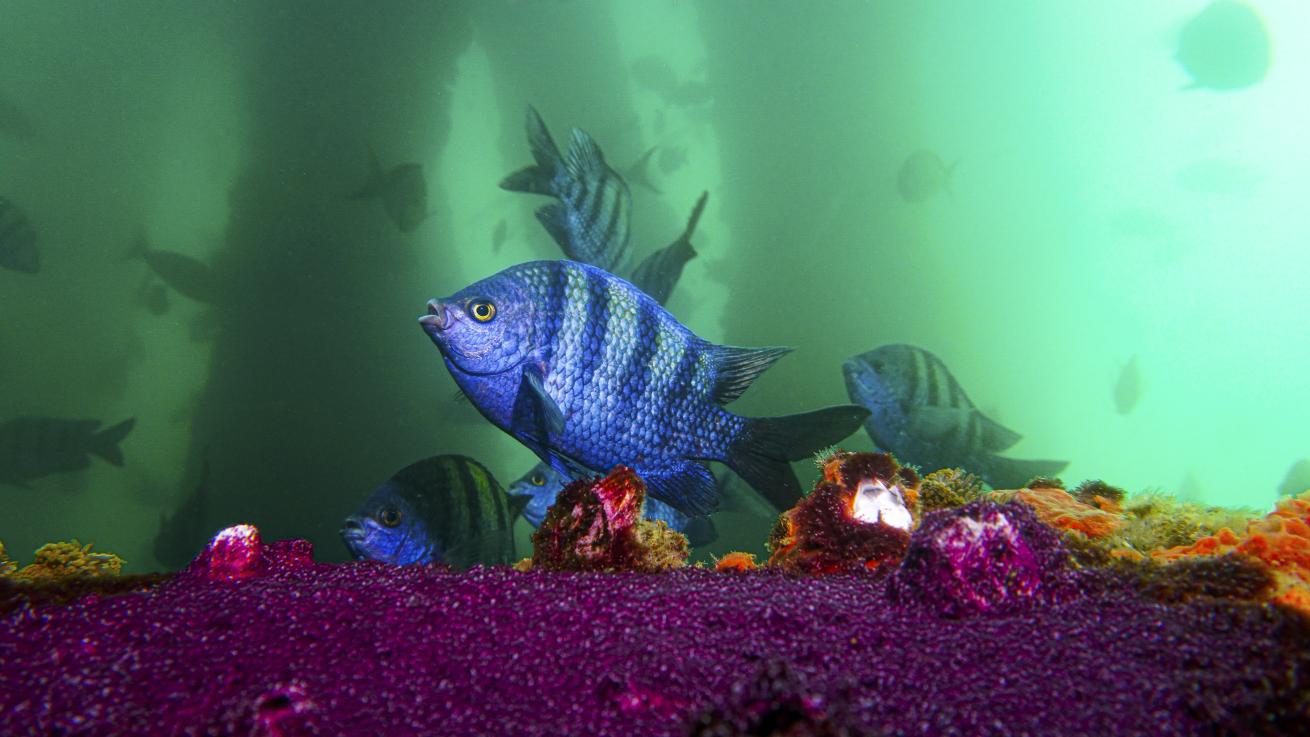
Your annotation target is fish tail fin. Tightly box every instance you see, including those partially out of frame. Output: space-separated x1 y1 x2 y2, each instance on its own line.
728 405 870 510
500 105 563 195
624 145 661 194
348 144 384 199
980 456 1069 490
90 418 136 467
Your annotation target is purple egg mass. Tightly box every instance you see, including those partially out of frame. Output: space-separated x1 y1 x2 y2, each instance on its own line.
2 521 1308 736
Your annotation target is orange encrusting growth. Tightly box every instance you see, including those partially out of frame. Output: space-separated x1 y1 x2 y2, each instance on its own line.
714 552 759 572
988 486 1124 539
1153 492 1310 615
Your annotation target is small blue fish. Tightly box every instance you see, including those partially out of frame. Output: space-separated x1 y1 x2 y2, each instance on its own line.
507 461 717 546
420 260 868 515
341 455 525 567
844 344 1065 489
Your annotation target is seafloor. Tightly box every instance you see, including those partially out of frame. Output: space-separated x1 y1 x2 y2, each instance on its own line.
1 526 1308 737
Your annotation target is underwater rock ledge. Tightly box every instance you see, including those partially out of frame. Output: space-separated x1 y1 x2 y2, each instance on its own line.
1 526 1308 736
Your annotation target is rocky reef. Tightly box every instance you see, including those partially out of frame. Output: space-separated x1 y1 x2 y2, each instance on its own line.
2 459 1309 736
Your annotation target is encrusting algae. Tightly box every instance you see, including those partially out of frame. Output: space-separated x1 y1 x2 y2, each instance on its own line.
0 539 124 580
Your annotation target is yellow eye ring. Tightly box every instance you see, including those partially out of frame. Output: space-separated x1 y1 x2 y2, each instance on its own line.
530 473 545 486
469 301 496 322
379 507 402 527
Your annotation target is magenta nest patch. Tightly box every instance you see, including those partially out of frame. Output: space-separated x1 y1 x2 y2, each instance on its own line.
2 511 1308 737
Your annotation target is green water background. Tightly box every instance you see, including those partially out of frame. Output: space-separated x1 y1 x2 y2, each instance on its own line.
2 1 1306 571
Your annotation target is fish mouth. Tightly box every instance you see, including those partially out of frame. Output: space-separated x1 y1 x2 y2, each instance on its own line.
418 299 451 334
339 519 368 560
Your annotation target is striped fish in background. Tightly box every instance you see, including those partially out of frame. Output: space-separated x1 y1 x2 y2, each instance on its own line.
0 196 39 274
843 343 1067 489
340 455 527 567
420 260 869 516
0 416 136 487
501 106 634 274
501 105 707 306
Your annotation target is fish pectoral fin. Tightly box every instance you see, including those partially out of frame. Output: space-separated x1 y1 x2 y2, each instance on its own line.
442 529 520 569
638 461 718 517
976 412 1022 453
704 344 793 405
907 405 969 440
514 369 566 442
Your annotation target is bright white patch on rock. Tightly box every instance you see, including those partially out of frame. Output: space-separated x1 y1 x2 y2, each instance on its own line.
214 524 260 545
852 480 913 530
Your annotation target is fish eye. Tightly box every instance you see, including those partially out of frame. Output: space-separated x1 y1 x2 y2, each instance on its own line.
468 300 496 323
530 473 546 486
378 506 403 528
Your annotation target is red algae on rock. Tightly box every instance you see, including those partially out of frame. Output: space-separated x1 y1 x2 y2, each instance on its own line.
530 466 689 573
767 451 914 574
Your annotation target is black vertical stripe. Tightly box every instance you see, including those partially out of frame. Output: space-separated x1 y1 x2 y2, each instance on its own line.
584 169 609 233
901 350 919 408
944 358 961 408
600 186 625 257
574 270 611 392
453 457 484 534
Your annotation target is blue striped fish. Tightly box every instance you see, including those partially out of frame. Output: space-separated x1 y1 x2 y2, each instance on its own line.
340 455 527 567
420 260 869 515
507 461 717 546
501 106 633 274
843 344 1067 489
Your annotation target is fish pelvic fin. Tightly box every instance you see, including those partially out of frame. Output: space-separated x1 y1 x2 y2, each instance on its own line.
640 460 718 516
728 404 870 510
705 343 792 405
90 417 136 467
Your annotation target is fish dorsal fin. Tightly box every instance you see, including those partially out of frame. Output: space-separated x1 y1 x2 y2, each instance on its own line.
976 411 1022 452
705 344 792 405
525 105 563 173
565 128 608 179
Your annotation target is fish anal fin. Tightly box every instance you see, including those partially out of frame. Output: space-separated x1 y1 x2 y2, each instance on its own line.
534 203 573 254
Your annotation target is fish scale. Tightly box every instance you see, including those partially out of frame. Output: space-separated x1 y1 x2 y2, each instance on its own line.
423 259 870 515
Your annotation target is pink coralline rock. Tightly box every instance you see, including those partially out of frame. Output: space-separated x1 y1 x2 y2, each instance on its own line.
183 525 315 583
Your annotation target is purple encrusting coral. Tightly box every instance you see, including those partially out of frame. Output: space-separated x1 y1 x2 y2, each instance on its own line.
1 524 1308 737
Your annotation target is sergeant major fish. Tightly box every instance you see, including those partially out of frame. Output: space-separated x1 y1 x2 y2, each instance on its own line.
124 232 221 304
843 344 1066 490
507 461 717 546
0 197 39 274
0 416 136 487
341 455 527 567
500 106 634 274
350 145 431 233
420 260 869 515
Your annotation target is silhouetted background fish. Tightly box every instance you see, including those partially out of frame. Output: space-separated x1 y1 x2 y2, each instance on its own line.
0 91 37 141
350 145 431 233
123 233 221 304
1176 1 1270 91
0 197 40 274
0 416 135 487
153 453 211 569
1114 355 1142 415
896 149 955 203
844 345 1066 489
